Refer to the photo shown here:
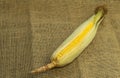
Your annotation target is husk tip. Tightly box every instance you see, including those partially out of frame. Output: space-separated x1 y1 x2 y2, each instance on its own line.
95 5 108 15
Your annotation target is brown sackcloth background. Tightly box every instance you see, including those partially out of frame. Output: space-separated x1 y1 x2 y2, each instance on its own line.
0 0 120 78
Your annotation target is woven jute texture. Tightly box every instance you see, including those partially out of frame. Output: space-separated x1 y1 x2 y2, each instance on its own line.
0 0 120 78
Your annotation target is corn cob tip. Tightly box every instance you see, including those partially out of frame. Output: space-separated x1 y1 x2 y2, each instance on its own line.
31 61 56 74
95 5 108 15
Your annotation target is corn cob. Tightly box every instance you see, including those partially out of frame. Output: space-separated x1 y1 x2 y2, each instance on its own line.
31 6 107 74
